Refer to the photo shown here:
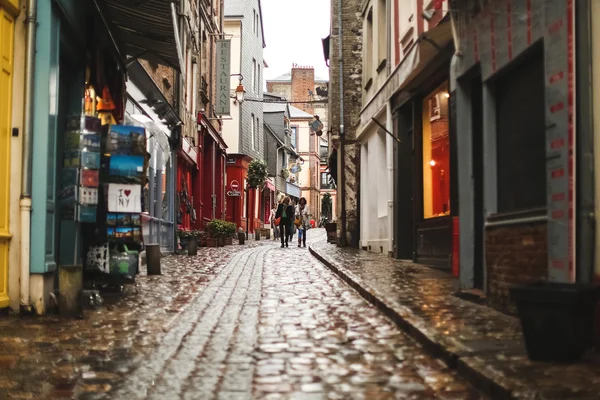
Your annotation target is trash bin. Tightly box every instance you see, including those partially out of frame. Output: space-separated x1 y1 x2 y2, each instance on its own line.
510 282 600 362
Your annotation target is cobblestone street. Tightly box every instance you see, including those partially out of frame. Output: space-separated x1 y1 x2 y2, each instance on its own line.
0 229 483 399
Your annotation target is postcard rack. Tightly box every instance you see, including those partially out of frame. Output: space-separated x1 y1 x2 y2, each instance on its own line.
84 123 148 285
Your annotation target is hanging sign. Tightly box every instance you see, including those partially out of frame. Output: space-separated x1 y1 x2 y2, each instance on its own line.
215 40 232 116
108 184 142 213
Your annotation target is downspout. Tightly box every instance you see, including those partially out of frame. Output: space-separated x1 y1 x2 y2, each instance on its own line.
591 0 600 282
20 0 37 310
338 0 346 246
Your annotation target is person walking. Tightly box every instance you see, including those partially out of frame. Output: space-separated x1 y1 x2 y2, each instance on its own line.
295 197 310 247
270 205 278 240
275 196 294 248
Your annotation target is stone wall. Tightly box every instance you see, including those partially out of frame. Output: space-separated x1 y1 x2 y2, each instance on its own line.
139 60 175 105
328 0 363 247
485 222 548 312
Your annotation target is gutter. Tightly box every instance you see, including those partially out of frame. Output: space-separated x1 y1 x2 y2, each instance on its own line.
20 0 38 310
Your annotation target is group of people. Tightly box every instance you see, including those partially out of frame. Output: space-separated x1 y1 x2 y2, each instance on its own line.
269 195 311 248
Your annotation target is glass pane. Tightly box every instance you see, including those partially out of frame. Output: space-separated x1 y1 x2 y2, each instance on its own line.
422 82 451 219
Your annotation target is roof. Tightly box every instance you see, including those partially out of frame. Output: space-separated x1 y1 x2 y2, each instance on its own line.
288 105 313 119
263 103 287 113
267 72 328 83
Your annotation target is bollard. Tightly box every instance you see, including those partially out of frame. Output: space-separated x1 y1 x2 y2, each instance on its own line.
146 244 161 275
238 231 245 245
255 231 261 241
187 239 198 256
58 265 83 318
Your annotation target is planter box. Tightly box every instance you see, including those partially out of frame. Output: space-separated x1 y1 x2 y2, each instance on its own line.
510 282 600 362
225 237 233 246
206 238 218 248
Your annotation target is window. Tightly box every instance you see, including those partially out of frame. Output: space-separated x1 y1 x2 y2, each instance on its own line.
252 58 256 93
251 113 255 150
321 172 335 190
496 49 546 212
256 12 259 37
363 8 374 83
422 82 451 219
377 0 387 67
253 9 256 34
290 126 297 148
257 65 261 93
254 117 260 150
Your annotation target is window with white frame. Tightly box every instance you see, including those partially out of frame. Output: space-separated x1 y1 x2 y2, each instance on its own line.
251 113 256 150
252 58 257 93
253 9 256 34
363 8 374 87
377 0 387 69
254 116 260 150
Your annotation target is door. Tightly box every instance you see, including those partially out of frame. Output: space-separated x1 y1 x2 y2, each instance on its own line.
0 6 14 308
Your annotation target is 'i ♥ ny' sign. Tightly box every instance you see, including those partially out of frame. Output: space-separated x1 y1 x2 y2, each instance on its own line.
108 184 142 213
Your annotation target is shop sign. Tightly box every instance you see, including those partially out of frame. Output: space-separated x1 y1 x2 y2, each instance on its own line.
215 40 231 116
181 136 198 165
227 190 242 197
226 157 236 165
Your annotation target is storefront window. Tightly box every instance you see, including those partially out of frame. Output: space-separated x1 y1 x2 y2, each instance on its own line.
422 82 451 219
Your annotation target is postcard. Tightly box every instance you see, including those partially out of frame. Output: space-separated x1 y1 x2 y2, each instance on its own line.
131 214 141 227
81 151 101 169
81 169 99 188
107 213 117 227
79 187 98 205
106 125 146 156
79 206 97 223
107 228 116 240
81 134 101 152
65 131 81 149
64 150 80 168
115 227 133 240
61 203 77 221
108 155 144 184
62 168 79 188
66 115 101 133
107 184 142 213
59 185 77 202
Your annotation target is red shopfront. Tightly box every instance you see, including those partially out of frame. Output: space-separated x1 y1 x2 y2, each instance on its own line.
195 115 227 226
177 136 198 230
225 154 262 233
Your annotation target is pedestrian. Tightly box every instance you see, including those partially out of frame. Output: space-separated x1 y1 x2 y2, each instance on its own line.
275 196 294 248
270 205 279 240
295 197 310 248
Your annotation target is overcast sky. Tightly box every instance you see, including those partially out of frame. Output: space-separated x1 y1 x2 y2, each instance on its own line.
261 0 331 82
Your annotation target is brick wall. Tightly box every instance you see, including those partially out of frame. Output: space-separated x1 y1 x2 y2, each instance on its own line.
486 222 548 312
291 67 315 115
328 0 363 246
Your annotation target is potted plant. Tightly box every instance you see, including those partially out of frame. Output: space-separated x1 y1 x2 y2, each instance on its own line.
281 169 290 179
207 219 230 247
187 230 200 256
510 282 600 362
247 159 268 189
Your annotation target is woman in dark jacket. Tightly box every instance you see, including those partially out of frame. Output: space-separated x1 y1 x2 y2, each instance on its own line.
275 196 294 248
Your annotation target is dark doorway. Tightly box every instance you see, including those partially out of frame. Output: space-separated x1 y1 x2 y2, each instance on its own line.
394 103 414 259
470 68 484 290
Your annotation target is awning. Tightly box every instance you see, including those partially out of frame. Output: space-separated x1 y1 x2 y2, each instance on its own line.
127 61 181 127
264 179 275 192
96 0 183 71
360 19 453 127
128 114 171 171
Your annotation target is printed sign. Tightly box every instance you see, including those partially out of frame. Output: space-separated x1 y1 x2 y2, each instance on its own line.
215 40 232 116
108 184 142 213
230 180 240 191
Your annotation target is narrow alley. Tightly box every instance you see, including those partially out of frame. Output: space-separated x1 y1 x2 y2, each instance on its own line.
0 230 482 399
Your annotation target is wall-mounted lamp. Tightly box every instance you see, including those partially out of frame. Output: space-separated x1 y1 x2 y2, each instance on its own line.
231 74 245 103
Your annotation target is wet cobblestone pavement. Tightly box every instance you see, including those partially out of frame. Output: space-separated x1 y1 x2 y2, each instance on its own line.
310 240 600 399
0 230 484 399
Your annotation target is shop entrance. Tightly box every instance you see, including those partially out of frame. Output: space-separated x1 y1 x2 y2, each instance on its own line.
0 6 15 308
394 103 414 260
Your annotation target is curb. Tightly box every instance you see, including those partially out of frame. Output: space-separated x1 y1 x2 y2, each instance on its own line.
309 243 518 400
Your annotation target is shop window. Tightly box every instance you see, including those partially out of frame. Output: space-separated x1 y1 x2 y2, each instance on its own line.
496 48 546 212
422 82 451 219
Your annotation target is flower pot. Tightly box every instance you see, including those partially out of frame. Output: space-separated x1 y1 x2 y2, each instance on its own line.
217 237 225 247
510 282 600 362
187 239 198 256
238 232 245 245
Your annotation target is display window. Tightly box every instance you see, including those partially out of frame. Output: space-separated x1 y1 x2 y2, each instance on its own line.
422 82 451 219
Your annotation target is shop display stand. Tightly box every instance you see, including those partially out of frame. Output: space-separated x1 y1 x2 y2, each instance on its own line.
83 123 148 297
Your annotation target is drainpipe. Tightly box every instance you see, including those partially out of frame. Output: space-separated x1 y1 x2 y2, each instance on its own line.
386 103 394 256
20 0 37 310
591 0 600 282
338 0 346 246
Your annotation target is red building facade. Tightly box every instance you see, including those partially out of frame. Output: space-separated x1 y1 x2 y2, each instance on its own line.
225 154 263 233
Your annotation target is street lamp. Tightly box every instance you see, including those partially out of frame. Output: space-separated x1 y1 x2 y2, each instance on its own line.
231 74 245 103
